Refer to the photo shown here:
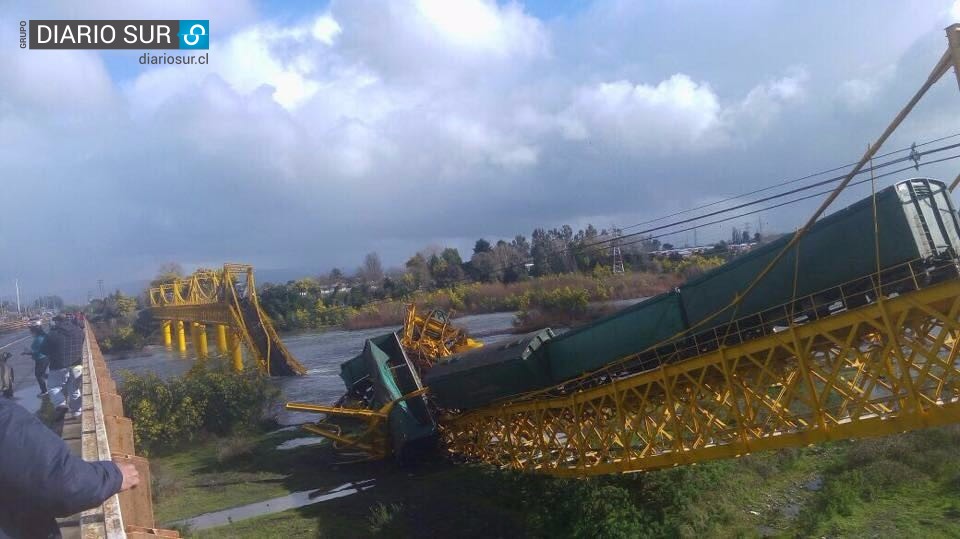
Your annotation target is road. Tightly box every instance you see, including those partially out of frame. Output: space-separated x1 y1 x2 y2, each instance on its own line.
0 330 45 413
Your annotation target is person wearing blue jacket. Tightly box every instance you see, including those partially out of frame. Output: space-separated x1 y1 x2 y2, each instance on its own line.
22 323 49 396
0 399 139 538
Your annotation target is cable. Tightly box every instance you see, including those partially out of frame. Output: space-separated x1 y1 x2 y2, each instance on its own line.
578 140 960 253
620 131 960 230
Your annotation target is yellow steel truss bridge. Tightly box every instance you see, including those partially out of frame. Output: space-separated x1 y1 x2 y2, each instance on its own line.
148 263 306 376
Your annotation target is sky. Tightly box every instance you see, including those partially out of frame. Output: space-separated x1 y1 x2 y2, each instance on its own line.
3 0 960 303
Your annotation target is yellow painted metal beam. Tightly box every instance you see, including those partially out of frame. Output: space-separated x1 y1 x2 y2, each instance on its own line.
442 279 960 477
216 324 228 355
161 320 172 348
229 331 243 372
175 320 186 354
196 323 208 359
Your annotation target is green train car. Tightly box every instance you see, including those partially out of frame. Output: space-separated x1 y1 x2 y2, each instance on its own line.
421 177 960 411
679 177 960 334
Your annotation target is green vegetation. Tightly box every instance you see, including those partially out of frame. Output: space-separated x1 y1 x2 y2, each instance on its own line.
118 362 279 455
257 232 734 331
86 289 148 352
151 424 960 538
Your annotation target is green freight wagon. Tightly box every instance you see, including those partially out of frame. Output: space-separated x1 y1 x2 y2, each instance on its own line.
423 329 554 410
679 178 960 330
341 332 438 460
543 291 687 384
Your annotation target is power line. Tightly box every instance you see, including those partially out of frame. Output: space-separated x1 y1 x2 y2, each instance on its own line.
581 139 960 253
622 131 960 230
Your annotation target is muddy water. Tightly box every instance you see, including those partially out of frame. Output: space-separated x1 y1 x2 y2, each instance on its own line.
104 311 519 424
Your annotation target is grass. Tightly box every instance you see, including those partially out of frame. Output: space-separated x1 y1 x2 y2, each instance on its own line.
154 426 960 538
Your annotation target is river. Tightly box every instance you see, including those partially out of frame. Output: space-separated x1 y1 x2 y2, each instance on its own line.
104 311 519 425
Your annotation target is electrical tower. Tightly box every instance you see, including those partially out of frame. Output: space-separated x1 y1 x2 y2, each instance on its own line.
611 227 625 274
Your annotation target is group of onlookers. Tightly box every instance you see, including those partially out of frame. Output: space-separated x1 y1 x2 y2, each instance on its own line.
6 314 87 417
0 312 139 537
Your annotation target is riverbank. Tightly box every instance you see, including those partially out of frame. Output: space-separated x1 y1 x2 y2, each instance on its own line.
342 272 680 331
149 424 960 537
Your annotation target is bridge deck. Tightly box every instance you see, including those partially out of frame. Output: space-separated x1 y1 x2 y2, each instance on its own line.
58 326 179 538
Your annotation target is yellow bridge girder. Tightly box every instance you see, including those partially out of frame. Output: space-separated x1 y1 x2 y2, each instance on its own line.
442 279 960 477
148 264 305 376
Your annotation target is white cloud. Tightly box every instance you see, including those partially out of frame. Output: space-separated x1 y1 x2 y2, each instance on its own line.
836 65 896 110
559 70 807 154
1 0 956 295
727 68 808 134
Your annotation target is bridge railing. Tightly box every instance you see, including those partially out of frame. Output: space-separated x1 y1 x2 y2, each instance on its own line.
79 326 180 538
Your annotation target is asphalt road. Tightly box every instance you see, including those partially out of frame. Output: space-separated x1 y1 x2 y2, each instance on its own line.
0 330 45 413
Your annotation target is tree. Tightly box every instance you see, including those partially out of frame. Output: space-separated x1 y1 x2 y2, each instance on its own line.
473 238 493 255
530 228 550 276
753 232 761 243
360 252 384 283
429 248 466 288
405 254 432 290
511 235 530 258
150 262 184 288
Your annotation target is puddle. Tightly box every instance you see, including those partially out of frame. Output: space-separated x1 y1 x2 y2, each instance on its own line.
170 479 375 530
803 476 823 491
781 502 801 518
276 436 326 450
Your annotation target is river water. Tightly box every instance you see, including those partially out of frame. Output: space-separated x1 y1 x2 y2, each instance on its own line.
104 311 519 425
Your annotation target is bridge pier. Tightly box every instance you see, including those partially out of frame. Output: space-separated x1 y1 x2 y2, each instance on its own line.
196 323 209 359
175 320 186 353
216 324 228 355
161 320 172 348
229 331 243 372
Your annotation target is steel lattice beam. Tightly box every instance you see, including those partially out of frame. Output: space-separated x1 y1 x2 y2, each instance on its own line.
442 280 960 477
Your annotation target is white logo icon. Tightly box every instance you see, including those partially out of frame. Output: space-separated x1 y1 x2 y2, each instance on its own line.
183 23 206 46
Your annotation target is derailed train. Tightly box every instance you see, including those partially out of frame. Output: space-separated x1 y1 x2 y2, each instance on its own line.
335 178 960 458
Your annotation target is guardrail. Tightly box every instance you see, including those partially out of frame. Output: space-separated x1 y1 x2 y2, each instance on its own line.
0 319 29 332
77 326 180 538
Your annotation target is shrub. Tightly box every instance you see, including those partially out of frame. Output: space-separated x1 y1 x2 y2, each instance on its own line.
119 362 279 455
368 502 403 535
216 434 257 463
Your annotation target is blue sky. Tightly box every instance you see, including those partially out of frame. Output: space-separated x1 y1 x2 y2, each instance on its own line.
1 0 960 302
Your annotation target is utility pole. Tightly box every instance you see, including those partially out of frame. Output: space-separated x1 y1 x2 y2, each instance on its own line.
611 227 625 274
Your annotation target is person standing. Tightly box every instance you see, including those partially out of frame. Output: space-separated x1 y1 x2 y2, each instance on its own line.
0 398 139 538
42 316 85 418
23 323 50 396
